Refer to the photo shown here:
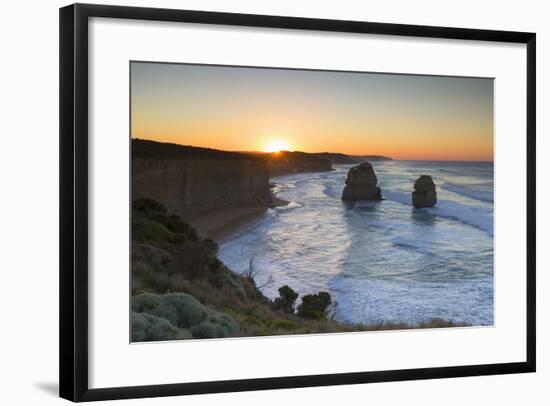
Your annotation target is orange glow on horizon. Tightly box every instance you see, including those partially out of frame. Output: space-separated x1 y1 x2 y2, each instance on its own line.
131 62 494 162
261 139 292 153
131 129 493 162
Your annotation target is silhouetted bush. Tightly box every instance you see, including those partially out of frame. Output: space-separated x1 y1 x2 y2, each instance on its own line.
153 213 189 235
133 198 167 214
297 292 332 320
132 215 176 245
272 285 298 313
203 238 218 251
209 258 222 272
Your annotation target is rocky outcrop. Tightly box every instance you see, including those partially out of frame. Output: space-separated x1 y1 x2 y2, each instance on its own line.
412 175 437 208
341 162 382 201
132 139 274 218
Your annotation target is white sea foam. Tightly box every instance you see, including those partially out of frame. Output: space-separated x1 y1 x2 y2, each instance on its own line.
219 161 494 326
427 200 493 237
442 182 494 203
382 190 493 236
331 276 494 326
275 201 302 211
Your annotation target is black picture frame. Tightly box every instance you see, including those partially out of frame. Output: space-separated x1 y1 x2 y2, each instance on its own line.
59 3 536 402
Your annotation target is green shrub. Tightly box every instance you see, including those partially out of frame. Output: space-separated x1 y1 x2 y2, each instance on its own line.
268 318 299 330
132 215 175 245
132 292 206 328
189 313 239 338
131 261 156 295
132 292 239 339
241 315 265 327
133 244 171 269
151 212 190 234
131 311 191 342
297 292 332 320
272 285 298 313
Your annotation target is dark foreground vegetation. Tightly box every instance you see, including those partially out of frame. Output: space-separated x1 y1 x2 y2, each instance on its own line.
131 198 468 341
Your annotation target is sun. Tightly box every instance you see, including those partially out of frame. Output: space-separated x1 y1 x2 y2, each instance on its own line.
262 139 292 153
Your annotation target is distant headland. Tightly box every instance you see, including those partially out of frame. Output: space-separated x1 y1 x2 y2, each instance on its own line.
313 152 393 164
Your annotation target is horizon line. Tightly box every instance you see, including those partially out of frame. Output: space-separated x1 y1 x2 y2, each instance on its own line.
131 137 493 163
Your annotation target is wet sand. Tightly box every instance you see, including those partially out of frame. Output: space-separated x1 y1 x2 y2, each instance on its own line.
189 197 288 242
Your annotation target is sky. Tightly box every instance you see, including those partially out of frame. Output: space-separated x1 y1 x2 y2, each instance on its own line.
131 62 494 161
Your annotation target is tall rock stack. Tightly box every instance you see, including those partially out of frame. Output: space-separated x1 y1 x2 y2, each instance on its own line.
412 175 437 208
341 162 382 201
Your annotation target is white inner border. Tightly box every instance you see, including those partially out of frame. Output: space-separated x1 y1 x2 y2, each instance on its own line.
89 17 527 389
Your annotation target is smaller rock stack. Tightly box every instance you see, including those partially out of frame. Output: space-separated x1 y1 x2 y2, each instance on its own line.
341 162 382 201
412 175 437 208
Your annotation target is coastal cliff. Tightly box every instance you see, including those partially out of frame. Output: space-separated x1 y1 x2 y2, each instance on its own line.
263 151 332 176
132 139 273 219
132 140 338 222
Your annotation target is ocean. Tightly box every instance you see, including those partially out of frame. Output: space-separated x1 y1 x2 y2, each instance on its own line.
218 161 494 326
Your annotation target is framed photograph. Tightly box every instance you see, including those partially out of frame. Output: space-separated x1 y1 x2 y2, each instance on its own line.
59 3 536 402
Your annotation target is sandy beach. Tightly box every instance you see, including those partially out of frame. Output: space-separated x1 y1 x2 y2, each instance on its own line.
188 196 288 241
187 206 268 241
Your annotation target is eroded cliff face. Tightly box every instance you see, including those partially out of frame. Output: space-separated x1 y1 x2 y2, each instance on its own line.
133 158 272 218
131 140 337 222
132 140 273 218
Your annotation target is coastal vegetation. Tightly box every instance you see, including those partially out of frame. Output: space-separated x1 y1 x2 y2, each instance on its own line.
131 198 468 342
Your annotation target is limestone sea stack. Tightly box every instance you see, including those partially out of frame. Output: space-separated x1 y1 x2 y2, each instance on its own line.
341 162 382 201
412 175 437 208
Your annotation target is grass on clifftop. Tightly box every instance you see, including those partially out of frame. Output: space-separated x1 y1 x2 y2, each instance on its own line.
131 198 469 341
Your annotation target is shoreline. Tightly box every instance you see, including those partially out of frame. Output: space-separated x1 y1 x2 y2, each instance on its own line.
188 196 288 242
